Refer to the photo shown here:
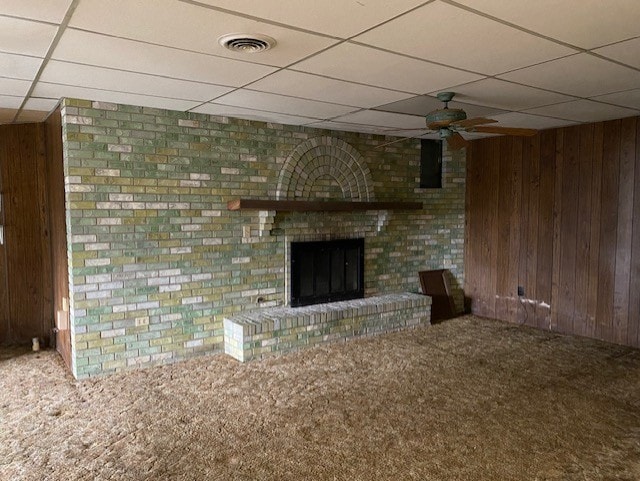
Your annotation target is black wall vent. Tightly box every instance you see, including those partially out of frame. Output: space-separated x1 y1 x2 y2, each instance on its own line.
420 139 443 188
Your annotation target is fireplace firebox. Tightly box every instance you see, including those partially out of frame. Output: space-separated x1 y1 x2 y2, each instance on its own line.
290 238 364 307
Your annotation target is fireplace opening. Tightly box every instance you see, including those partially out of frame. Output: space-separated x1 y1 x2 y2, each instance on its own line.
290 238 364 307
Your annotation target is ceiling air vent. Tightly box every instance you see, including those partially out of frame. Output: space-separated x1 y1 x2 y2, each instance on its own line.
218 33 276 53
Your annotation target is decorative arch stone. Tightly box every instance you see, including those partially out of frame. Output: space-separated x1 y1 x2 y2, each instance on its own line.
276 137 374 201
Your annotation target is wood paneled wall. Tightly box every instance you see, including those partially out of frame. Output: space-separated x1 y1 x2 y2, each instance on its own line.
466 116 640 348
0 123 54 345
45 107 71 367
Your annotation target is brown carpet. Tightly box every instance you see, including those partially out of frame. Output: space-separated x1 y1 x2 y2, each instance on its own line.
1 315 639 480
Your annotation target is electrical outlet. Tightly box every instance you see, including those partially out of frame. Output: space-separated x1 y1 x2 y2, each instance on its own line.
517 286 525 297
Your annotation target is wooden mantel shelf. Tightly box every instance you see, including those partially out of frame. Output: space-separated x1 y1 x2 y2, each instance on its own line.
227 199 423 212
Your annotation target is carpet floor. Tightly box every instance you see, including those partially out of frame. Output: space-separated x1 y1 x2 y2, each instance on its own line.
1 315 639 480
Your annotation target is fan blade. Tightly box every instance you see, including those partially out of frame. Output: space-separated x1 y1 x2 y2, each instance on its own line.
380 127 430 132
470 125 538 136
450 117 498 128
446 132 468 151
376 133 427 149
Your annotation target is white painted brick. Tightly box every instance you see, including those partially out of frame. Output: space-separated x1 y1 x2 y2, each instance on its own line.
180 180 200 187
182 296 202 305
69 185 94 192
97 218 122 225
86 274 112 283
66 115 93 125
109 193 133 202
178 119 200 128
137 301 159 310
185 339 203 348
232 257 250 264
85 258 111 267
95 169 120 177
73 234 97 243
159 284 181 293
203 238 223 245
190 173 210 180
92 101 118 110
181 224 201 231
96 202 121 210
108 144 132 153
122 202 145 209
101 328 125 339
85 243 110 251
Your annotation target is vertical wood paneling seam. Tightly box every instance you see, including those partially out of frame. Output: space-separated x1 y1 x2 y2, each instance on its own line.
36 124 54 341
0 131 9 342
596 120 621 341
510 138 523 323
488 138 500 318
586 123 604 337
551 129 564 331
633 119 640 347
574 124 595 338
615 117 637 345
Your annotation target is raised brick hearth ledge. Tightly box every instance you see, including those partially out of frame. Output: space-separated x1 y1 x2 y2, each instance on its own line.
223 293 431 362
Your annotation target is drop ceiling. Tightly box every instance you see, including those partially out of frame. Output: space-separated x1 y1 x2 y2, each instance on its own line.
1 0 640 137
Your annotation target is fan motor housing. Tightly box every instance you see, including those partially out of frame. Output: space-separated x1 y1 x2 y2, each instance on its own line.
426 108 467 129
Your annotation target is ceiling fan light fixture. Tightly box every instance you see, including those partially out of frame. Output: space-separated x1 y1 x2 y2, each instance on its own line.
218 33 277 53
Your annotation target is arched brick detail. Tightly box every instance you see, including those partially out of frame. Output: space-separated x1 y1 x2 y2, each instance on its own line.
276 137 373 201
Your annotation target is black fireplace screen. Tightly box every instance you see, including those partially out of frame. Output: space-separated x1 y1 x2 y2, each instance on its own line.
290 238 364 307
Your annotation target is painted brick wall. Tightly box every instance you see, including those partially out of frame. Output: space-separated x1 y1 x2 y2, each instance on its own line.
60 98 465 378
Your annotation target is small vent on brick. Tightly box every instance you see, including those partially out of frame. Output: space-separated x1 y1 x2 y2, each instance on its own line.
218 34 276 53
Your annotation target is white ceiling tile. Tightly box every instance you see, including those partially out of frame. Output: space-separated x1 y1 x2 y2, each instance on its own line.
447 79 576 111
23 97 59 112
247 70 413 108
295 42 484 94
524 99 639 122
190 103 317 125
32 83 202 111
499 53 640 98
15 109 49 123
354 1 576 75
40 61 234 101
0 52 42 80
594 37 640 70
0 108 18 123
69 0 336 67
0 16 58 56
0 95 22 109
592 89 640 110
331 110 426 130
193 0 427 38
0 0 73 23
487 112 579 130
454 0 640 49
52 29 277 86
0 78 32 97
213 89 356 118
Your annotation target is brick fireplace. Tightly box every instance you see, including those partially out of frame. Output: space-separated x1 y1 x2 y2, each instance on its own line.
60 98 465 378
